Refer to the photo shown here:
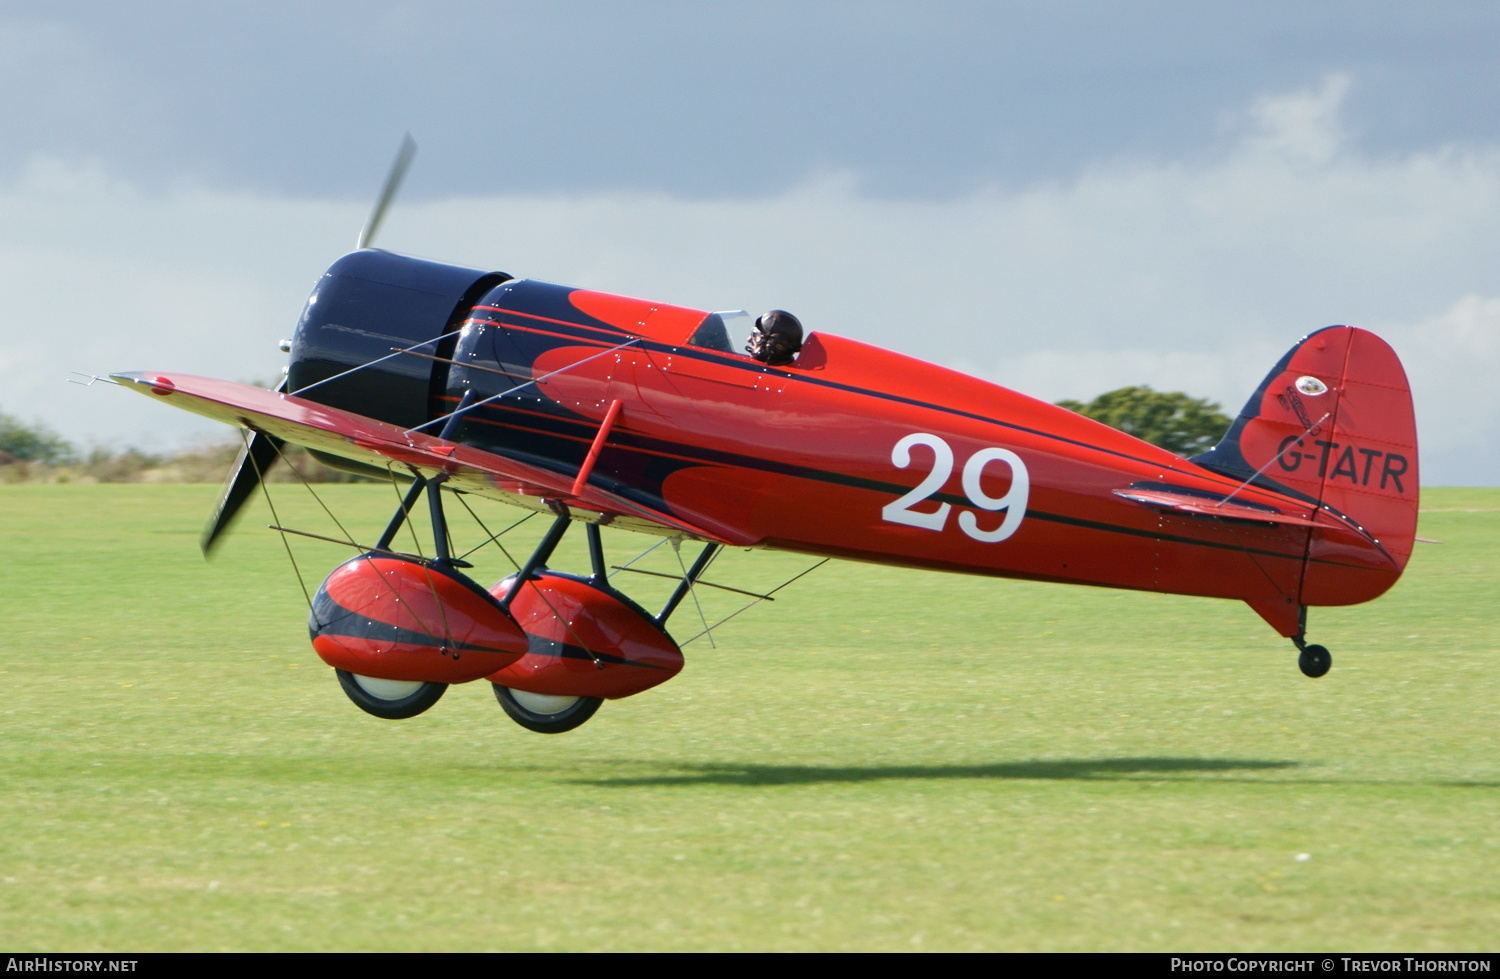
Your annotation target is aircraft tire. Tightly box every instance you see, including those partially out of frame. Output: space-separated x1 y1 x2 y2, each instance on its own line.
336 669 448 719
492 684 603 734
1298 644 1332 678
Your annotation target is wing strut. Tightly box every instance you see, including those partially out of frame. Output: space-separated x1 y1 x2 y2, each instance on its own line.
586 523 609 582
573 399 623 496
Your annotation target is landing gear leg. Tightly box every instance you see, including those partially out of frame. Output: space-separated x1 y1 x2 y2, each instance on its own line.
489 512 609 734
371 471 472 567
585 522 608 583
376 474 426 551
327 472 474 717
1291 606 1331 678
655 542 720 628
498 512 572 610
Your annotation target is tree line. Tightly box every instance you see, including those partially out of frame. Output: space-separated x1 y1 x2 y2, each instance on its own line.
0 411 366 484
1055 386 1231 457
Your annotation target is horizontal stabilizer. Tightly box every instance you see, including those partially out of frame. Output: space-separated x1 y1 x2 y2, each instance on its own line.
1112 486 1322 528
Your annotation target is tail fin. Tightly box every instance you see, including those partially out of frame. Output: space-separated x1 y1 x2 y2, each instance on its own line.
1192 326 1419 608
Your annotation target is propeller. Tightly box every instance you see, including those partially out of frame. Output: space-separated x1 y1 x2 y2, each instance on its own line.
200 423 285 556
357 133 417 250
201 135 418 556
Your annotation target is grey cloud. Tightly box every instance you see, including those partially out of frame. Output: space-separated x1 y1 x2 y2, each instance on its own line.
5 3 1500 199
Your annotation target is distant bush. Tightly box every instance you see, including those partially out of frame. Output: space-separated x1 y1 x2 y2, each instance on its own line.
1057 386 1232 457
0 411 76 465
0 418 375 485
263 444 378 484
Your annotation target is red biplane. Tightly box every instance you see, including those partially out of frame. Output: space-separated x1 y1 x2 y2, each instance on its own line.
107 145 1419 733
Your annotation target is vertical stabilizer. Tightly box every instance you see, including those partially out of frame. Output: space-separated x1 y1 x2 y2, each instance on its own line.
1192 326 1419 609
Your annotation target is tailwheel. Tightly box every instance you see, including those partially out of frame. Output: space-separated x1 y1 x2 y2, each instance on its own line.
336 669 448 719
1297 644 1332 679
493 684 602 734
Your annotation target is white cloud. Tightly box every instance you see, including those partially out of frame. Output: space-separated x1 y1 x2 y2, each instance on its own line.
1242 72 1351 166
0 157 357 450
2 76 1498 483
1378 295 1500 485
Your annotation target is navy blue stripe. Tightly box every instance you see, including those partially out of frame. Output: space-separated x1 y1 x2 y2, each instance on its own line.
311 591 512 656
522 633 670 670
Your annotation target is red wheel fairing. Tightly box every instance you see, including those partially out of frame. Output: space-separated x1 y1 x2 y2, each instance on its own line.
486 572 683 700
310 553 528 683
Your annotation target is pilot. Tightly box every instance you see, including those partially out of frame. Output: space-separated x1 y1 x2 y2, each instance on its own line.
746 309 804 366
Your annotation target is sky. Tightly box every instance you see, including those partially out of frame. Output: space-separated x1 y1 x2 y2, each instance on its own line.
3 2 1500 483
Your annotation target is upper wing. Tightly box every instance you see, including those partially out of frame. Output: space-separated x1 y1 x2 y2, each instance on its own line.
112 371 757 546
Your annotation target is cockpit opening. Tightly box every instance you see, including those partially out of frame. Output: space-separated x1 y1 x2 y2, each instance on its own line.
687 308 803 366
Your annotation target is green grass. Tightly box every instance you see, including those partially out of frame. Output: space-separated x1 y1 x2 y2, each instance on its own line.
0 483 1495 951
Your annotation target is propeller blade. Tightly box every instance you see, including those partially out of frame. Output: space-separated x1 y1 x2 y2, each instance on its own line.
356 133 417 250
200 429 285 556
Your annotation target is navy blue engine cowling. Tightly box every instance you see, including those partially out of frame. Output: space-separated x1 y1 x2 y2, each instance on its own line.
286 250 508 430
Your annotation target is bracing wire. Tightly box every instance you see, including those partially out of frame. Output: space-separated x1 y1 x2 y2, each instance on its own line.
608 536 670 580
607 565 773 601
241 429 315 616
409 337 639 435
453 498 536 561
265 525 378 551
453 495 599 665
672 539 715 649
264 438 360 549
287 334 446 398
678 558 829 647
450 490 525 572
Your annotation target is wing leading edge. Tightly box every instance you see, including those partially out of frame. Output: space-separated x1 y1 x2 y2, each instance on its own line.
111 371 756 547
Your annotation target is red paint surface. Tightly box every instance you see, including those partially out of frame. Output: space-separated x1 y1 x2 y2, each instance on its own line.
486 573 683 699
529 322 1414 622
568 290 708 345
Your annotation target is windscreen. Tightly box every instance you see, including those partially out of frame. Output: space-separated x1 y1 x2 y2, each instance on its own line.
686 310 753 354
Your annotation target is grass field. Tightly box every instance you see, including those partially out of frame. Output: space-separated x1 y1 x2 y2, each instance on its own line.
0 483 1495 951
